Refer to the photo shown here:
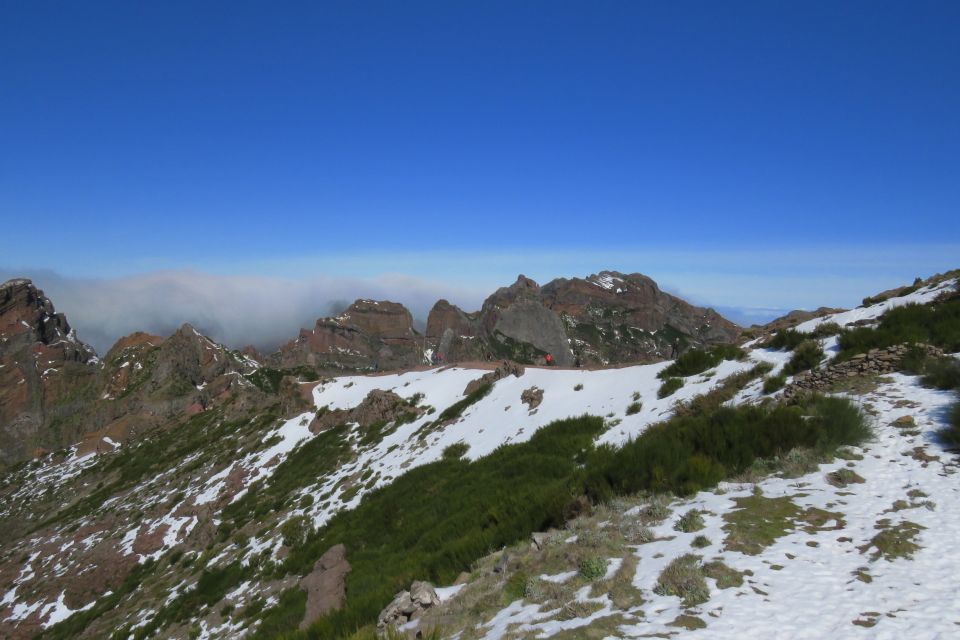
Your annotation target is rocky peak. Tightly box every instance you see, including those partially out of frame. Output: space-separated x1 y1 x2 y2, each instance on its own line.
0 278 96 363
335 300 415 340
275 299 421 372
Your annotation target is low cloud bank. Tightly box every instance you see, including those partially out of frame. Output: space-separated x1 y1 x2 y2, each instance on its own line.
0 269 487 355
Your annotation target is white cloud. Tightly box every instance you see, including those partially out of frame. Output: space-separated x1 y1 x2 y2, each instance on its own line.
0 269 488 355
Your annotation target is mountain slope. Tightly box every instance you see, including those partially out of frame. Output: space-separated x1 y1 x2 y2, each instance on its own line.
0 271 957 640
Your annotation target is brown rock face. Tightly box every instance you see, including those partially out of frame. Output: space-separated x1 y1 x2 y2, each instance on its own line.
425 271 740 367
0 279 99 469
299 544 351 629
274 299 421 372
310 389 422 434
0 277 262 469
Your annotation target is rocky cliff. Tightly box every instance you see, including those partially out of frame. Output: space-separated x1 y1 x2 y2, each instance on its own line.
272 299 422 371
426 271 740 366
0 279 264 470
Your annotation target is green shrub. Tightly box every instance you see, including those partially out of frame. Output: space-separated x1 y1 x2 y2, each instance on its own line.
658 377 684 399
763 375 786 394
836 298 960 360
653 554 708 606
659 344 745 379
783 341 824 375
943 402 960 447
578 556 608 581
691 535 711 549
278 415 606 639
674 509 705 533
441 442 470 460
626 401 642 415
504 570 529 601
574 383 584 391
586 395 869 499
280 516 312 549
766 329 806 351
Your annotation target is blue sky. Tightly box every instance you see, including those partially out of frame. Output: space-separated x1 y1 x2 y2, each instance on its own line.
1 2 958 349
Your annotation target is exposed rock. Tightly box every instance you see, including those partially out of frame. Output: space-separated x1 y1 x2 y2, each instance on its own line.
299 544 351 629
310 389 423 434
462 361 525 396
378 581 441 632
426 272 740 367
782 344 945 400
0 278 99 469
521 386 544 410
275 299 421 372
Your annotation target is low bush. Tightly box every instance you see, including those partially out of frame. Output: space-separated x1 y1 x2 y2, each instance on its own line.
441 442 470 460
578 556 608 581
626 402 642 415
653 554 709 606
836 297 960 360
674 509 705 533
763 375 786 394
766 329 806 351
586 395 869 499
944 403 960 447
783 340 824 376
658 377 684 399
658 344 745 379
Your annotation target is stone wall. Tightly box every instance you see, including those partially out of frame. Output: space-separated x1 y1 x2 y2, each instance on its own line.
782 343 943 400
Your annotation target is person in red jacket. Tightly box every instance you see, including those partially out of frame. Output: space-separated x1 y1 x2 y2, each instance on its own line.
545 353 554 366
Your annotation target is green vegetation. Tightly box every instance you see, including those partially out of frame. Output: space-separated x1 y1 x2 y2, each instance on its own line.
858 520 925 561
659 344 745 379
625 401 642 415
673 363 772 418
277 415 606 639
658 377 683 399
441 442 470 460
836 297 960 361
763 374 787 394
223 425 351 529
654 554 709 606
246 366 319 394
722 495 801 555
690 534 711 549
574 383 584 391
578 556 608 581
701 560 747 588
248 393 868 638
766 323 841 351
40 560 157 640
488 330 548 364
586 395 869 500
783 340 824 375
674 509 705 533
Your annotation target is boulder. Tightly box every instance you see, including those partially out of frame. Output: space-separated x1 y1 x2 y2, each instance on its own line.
521 386 544 410
378 581 441 633
299 543 351 630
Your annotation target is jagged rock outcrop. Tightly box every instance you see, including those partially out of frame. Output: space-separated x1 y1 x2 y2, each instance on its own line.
310 389 423 434
275 299 422 372
426 272 740 367
299 544 351 629
462 361 525 396
0 279 99 469
0 277 264 468
378 581 441 633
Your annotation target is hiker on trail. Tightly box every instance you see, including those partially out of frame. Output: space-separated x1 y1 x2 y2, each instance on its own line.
670 339 680 359
430 351 438 365
574 355 581 368
545 353 554 366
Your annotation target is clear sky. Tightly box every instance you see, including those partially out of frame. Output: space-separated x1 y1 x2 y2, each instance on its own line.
1 1 958 350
